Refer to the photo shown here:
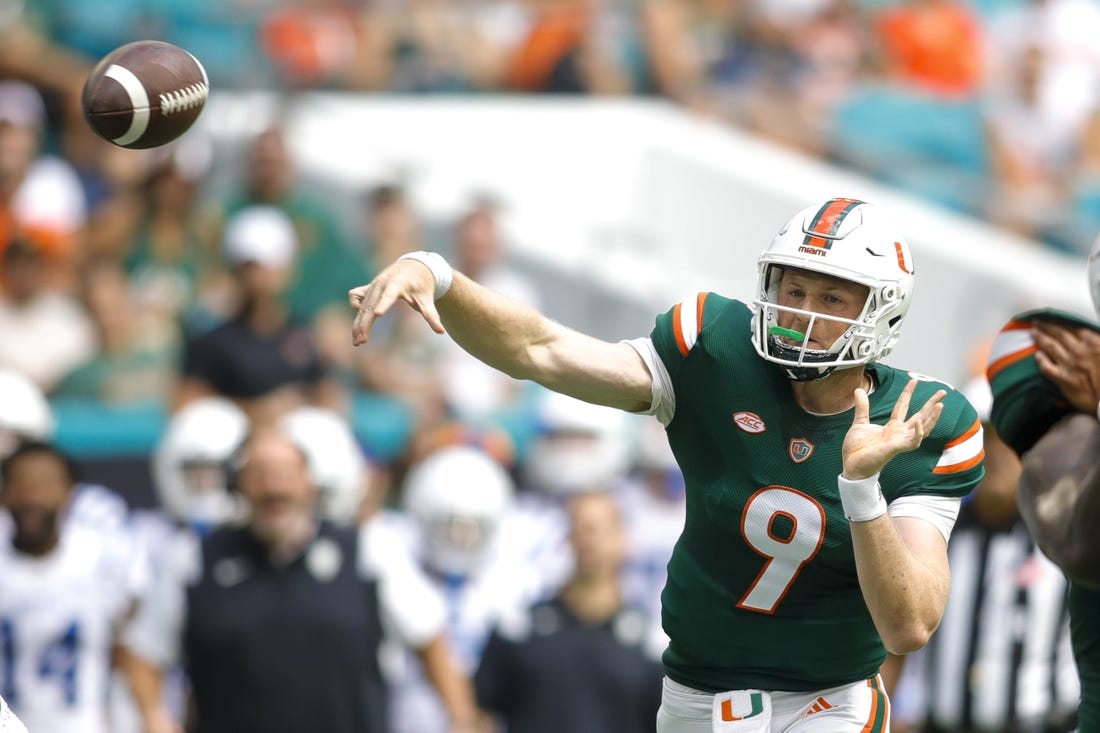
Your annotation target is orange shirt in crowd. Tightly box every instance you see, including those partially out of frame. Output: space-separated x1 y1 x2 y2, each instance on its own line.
876 1 984 98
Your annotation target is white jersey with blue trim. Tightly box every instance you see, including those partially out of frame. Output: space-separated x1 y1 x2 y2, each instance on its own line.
387 537 535 733
0 524 145 733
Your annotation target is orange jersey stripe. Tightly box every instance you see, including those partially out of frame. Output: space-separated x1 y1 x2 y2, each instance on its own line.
932 450 986 474
986 345 1037 381
672 303 689 356
695 292 708 332
945 418 981 448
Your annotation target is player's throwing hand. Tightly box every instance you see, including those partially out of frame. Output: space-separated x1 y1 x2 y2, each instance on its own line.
349 257 445 346
842 378 946 480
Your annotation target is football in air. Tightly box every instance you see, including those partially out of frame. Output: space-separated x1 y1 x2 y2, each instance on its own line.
82 40 208 149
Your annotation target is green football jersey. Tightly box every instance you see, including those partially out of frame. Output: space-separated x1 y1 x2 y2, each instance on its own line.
649 293 984 693
988 309 1100 732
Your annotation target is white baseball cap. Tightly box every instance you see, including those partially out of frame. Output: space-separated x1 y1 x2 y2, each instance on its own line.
222 205 297 267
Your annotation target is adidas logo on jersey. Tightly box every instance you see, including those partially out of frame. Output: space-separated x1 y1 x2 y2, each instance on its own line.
803 697 834 717
732 411 766 434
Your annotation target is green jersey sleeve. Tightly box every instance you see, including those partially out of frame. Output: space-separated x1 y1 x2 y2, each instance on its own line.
987 309 1100 456
650 292 746 384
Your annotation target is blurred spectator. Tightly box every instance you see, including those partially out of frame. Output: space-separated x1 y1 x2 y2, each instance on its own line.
278 405 371 526
492 390 635 606
150 397 250 538
0 441 145 733
54 259 180 404
986 0 1100 149
390 445 522 733
220 125 364 324
506 0 631 94
1061 107 1100 252
351 0 481 93
0 236 96 391
440 199 541 419
352 183 450 423
0 80 86 279
177 205 344 423
474 490 664 733
122 426 478 733
617 417 685 628
872 0 984 99
890 374 1080 733
81 137 227 334
260 0 363 90
353 300 449 429
0 366 130 539
361 182 423 275
732 0 869 153
107 397 249 733
639 0 739 111
984 45 1074 241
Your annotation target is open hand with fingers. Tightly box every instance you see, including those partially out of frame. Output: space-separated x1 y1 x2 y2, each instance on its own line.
348 256 446 346
1031 321 1100 415
842 378 946 480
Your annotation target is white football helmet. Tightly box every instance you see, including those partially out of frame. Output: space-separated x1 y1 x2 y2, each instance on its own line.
279 406 368 525
153 397 248 531
1089 232 1100 317
751 198 915 381
0 369 54 458
403 446 514 577
525 390 633 495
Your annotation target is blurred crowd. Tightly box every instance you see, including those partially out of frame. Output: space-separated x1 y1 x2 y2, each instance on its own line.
5 0 1100 251
0 0 1096 731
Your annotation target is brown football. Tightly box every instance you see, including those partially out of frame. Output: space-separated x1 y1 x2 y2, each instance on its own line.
82 40 208 150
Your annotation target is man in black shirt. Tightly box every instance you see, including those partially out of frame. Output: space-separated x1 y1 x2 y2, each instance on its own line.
178 206 343 420
475 491 664 733
121 426 477 733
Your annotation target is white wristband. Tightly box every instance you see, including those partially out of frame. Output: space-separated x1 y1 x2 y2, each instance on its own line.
838 472 887 523
1095 400 1100 422
397 251 453 300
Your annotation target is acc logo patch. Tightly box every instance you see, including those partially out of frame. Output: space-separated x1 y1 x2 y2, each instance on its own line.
732 411 766 434
789 438 814 463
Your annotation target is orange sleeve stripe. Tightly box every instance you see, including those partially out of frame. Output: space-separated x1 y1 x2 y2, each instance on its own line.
932 450 985 474
672 303 689 356
986 345 1037 381
945 418 981 448
696 291 708 331
1001 319 1031 332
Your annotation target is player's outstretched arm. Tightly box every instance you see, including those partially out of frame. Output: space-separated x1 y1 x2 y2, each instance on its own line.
349 255 653 412
842 379 952 654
